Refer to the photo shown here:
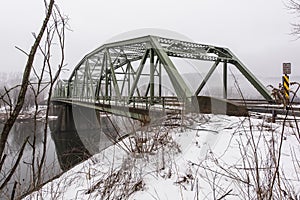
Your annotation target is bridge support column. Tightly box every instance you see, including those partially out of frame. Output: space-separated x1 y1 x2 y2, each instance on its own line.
223 61 228 99
49 104 76 132
50 103 103 132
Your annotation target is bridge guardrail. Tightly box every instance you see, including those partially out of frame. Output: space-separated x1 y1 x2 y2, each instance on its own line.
52 95 186 113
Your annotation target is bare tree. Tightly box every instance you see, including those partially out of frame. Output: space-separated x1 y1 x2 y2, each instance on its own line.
0 0 67 197
286 0 300 37
0 0 55 164
33 4 67 186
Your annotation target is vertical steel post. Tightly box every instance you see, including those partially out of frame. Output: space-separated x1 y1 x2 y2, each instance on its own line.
74 71 78 97
159 60 162 98
86 60 95 101
150 48 155 104
223 61 228 99
110 74 112 99
106 48 121 99
96 54 106 99
83 60 89 99
67 80 71 97
105 52 109 99
120 65 128 96
128 49 149 102
128 63 131 97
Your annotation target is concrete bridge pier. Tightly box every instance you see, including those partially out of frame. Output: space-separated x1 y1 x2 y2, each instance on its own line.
49 103 124 170
49 103 102 132
49 104 92 171
49 104 75 132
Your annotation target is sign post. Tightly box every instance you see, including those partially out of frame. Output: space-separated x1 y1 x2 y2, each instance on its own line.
282 63 291 104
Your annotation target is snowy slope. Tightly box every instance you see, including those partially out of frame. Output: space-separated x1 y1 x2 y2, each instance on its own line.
23 114 300 200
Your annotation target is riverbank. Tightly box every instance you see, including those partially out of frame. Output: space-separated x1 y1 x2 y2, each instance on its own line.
23 113 300 199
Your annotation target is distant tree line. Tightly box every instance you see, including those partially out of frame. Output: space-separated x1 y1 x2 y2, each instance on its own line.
0 72 47 112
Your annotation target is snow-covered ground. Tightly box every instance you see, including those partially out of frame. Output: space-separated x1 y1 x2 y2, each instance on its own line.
23 114 300 199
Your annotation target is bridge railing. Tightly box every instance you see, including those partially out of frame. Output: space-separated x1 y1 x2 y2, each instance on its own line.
53 94 186 113
95 96 184 111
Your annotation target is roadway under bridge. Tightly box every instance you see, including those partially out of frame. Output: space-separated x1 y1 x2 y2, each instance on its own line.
52 35 274 122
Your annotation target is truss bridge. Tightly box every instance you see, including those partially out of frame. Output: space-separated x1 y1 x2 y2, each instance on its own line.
52 35 274 122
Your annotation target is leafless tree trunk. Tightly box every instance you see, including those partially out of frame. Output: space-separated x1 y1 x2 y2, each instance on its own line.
36 5 67 185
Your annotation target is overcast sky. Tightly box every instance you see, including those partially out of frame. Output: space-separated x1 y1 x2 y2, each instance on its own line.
0 0 299 79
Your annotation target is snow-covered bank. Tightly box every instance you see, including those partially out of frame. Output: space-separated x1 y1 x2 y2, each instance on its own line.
23 114 300 199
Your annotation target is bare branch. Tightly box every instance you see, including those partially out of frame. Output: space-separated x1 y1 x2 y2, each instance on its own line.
286 0 300 38
15 46 29 56
0 0 55 160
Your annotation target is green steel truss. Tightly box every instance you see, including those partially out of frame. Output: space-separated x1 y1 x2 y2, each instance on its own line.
53 35 273 103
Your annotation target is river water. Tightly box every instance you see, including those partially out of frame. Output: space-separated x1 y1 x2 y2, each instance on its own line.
0 116 117 199
0 121 61 199
0 102 142 199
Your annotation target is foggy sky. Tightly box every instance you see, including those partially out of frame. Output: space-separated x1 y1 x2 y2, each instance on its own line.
0 0 299 79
